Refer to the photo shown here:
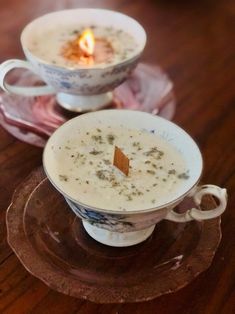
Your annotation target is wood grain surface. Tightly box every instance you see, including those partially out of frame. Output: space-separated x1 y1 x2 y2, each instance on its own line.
0 0 234 313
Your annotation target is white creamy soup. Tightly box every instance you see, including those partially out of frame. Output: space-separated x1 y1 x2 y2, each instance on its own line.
49 126 190 211
28 25 138 68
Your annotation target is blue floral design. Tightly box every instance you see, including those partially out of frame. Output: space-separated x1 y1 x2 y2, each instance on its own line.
60 81 71 89
65 198 134 232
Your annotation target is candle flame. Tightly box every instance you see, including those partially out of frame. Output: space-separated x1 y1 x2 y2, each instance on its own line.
78 28 95 56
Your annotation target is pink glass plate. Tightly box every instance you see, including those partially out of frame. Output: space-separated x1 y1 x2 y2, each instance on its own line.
0 64 176 147
6 168 221 303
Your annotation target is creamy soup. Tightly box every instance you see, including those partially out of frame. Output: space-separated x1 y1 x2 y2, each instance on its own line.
49 126 190 211
28 25 138 68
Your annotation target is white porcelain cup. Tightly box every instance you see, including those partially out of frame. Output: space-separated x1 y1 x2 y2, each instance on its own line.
43 110 228 247
0 9 146 112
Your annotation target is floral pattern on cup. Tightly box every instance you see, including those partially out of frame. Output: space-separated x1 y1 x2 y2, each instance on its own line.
65 198 136 232
25 53 140 95
65 197 168 233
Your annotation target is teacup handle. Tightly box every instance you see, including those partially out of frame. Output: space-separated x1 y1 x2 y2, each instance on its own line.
165 184 227 222
0 59 55 96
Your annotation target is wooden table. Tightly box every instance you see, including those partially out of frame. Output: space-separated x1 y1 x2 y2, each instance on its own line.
0 0 234 313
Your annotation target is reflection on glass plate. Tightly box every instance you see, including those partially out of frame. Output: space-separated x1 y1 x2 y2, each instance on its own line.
0 63 175 147
6 168 221 303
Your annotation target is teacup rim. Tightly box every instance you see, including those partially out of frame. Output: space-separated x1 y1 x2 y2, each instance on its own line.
20 8 147 71
43 109 203 215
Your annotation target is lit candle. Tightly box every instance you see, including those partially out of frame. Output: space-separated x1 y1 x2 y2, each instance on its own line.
26 10 143 71
61 28 114 66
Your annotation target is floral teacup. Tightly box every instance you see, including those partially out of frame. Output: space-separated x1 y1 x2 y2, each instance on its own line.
43 110 227 247
0 9 146 112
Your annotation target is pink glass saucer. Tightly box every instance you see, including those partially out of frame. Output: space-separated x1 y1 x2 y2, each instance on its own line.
0 64 175 147
6 168 221 303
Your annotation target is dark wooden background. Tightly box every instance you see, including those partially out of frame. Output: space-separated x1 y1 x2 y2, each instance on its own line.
0 0 234 313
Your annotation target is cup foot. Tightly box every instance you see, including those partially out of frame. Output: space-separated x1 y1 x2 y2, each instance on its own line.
82 221 155 247
56 92 113 112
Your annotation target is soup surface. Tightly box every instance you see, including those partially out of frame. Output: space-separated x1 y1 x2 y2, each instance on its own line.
28 25 138 68
48 126 190 211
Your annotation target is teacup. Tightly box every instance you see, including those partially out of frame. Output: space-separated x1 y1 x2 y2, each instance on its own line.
43 110 227 247
0 9 146 112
